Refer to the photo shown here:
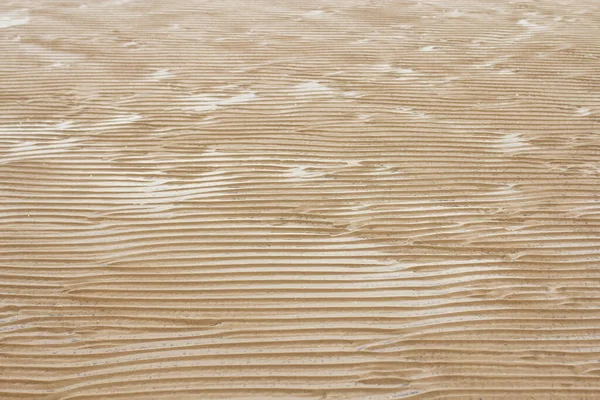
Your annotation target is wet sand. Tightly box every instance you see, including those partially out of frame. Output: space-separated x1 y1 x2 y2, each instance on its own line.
1 0 600 399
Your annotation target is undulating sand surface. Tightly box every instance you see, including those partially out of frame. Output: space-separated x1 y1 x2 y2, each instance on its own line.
1 0 600 399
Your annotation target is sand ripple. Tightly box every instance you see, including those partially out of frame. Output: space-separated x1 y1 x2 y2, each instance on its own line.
1 0 600 399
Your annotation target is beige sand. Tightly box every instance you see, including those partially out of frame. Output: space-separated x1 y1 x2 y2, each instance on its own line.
1 0 600 399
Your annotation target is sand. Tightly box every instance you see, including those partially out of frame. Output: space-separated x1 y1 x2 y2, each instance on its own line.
1 0 600 399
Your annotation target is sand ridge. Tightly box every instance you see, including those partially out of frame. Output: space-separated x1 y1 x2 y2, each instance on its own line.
1 0 600 399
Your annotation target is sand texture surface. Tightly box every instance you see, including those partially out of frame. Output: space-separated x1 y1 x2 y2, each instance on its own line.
1 0 600 399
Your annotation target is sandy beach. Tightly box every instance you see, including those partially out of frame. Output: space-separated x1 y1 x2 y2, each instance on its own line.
1 0 600 398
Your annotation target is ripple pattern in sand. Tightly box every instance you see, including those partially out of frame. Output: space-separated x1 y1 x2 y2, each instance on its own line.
1 0 600 399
